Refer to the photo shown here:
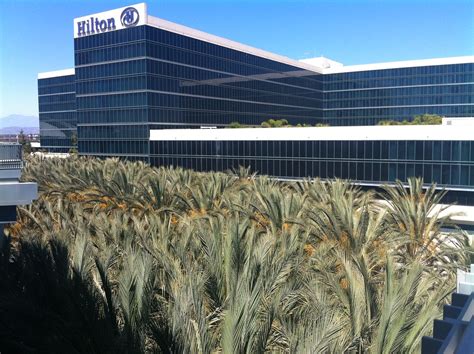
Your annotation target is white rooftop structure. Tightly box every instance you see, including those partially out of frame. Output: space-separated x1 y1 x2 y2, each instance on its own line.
299 56 344 69
150 124 474 142
299 56 474 74
37 68 75 80
435 204 474 228
442 117 474 126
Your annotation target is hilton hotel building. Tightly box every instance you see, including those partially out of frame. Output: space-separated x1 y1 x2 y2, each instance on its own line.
38 3 474 207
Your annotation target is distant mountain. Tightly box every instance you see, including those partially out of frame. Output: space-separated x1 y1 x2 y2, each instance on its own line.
0 126 39 134
0 114 39 134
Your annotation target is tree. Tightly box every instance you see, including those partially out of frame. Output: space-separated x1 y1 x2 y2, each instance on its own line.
380 178 468 266
377 114 443 126
378 120 401 126
1 157 468 353
71 131 78 147
261 118 290 127
18 129 32 155
411 114 442 125
228 121 245 128
69 132 79 154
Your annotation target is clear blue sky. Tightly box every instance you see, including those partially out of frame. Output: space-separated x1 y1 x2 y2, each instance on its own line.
0 0 472 117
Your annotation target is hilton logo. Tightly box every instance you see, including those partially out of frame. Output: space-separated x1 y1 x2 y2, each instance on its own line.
76 6 140 37
121 7 140 27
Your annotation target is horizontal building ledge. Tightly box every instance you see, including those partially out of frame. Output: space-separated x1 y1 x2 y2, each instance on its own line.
0 182 38 206
150 124 474 141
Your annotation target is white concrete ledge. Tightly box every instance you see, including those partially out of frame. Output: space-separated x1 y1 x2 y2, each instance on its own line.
38 68 75 79
0 169 21 180
150 124 474 141
0 182 38 206
322 56 474 74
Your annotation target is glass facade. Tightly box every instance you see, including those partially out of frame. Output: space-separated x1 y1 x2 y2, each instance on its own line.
150 139 473 187
70 23 474 159
323 64 474 125
40 23 471 159
73 25 324 159
150 139 474 204
74 26 149 159
38 74 77 152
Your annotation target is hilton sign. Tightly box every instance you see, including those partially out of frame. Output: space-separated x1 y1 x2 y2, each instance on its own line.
74 3 147 38
77 17 117 37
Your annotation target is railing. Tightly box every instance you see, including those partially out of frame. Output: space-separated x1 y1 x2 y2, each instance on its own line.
0 143 23 170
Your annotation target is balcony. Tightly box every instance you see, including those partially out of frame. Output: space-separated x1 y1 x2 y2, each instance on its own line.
0 143 23 177
0 144 37 224
0 143 22 168
422 265 474 353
